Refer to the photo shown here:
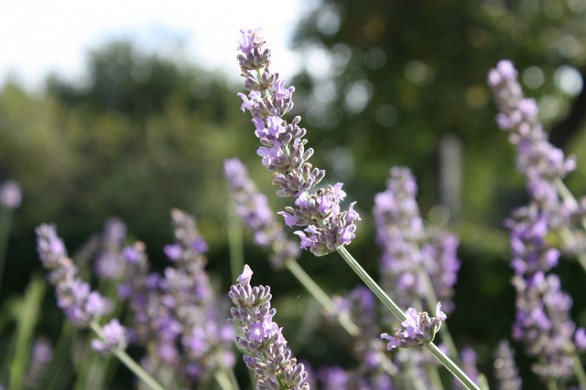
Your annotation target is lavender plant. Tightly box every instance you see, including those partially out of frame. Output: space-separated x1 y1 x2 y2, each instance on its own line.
35 223 165 390
229 263 310 389
235 28 479 389
489 60 586 387
225 157 400 386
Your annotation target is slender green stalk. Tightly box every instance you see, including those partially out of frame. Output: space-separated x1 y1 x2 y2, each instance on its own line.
336 246 480 390
44 322 76 390
213 366 238 390
227 199 244 282
284 258 358 336
0 206 13 294
573 353 586 389
8 275 45 390
89 321 165 390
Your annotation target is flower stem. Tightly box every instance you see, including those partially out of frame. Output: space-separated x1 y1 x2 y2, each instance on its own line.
0 206 13 294
285 258 358 335
336 246 480 390
89 321 165 390
227 198 245 282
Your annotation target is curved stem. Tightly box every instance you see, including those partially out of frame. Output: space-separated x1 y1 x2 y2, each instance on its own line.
336 246 479 390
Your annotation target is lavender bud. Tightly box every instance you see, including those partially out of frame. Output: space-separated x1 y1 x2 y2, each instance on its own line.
91 319 128 355
381 302 447 350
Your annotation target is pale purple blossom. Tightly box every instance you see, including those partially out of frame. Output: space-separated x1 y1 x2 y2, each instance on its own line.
0 180 21 209
24 338 54 389
92 319 128 354
94 217 127 280
373 167 460 313
381 302 446 350
236 28 360 256
36 224 111 327
494 340 522 390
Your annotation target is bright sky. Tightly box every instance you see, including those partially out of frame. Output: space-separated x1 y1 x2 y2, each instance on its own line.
0 0 315 90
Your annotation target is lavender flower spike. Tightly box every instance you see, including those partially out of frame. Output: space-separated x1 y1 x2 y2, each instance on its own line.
236 28 360 256
36 223 111 327
229 264 310 389
224 158 300 269
380 302 447 350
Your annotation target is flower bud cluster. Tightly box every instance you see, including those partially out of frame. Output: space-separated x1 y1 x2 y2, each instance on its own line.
224 158 300 269
373 167 460 313
94 217 127 280
120 210 235 384
488 60 575 216
380 302 446 350
236 28 360 256
92 318 128 355
493 340 522 389
229 264 310 389
36 223 112 327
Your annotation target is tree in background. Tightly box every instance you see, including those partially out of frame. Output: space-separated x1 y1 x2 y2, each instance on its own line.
290 0 586 229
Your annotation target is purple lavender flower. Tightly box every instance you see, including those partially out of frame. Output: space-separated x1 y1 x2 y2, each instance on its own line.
161 209 235 381
36 223 111 327
373 167 460 313
330 286 396 388
229 264 310 389
224 158 300 269
94 217 127 280
0 180 21 209
488 59 575 217
489 60 584 382
92 318 128 354
380 302 446 350
494 340 522 390
236 28 360 256
24 338 54 389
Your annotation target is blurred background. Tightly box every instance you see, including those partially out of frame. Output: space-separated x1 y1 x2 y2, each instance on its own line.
1 0 586 387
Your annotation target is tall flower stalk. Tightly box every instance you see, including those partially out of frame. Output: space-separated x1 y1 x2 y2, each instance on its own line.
236 28 479 390
489 60 586 386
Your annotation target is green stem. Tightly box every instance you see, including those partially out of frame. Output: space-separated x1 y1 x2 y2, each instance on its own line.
227 199 244 282
336 246 480 390
0 206 13 294
573 354 586 390
284 258 358 335
213 366 238 390
89 321 165 390
8 275 45 390
284 257 398 376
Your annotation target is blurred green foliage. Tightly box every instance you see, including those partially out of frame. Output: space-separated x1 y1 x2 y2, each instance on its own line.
1 0 586 387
